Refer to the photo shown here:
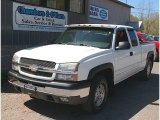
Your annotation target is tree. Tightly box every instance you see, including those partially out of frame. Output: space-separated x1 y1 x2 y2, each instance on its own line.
130 14 139 21
130 1 159 35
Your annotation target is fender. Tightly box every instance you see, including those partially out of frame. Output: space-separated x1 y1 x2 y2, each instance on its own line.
87 63 114 95
87 63 114 80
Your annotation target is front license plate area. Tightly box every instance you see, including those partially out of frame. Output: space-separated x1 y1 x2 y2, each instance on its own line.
24 84 37 95
25 84 36 90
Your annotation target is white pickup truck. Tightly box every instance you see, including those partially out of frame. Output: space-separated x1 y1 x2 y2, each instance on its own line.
9 24 155 113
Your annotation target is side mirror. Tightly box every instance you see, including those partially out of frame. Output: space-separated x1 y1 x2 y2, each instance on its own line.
116 42 131 50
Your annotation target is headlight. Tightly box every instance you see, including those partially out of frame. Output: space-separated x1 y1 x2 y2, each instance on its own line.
55 63 79 81
12 54 19 71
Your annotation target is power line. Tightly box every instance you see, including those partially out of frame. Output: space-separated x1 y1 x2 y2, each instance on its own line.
133 8 159 12
131 11 159 14
131 12 159 15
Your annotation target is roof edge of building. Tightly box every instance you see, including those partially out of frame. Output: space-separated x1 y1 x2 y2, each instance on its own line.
110 0 134 8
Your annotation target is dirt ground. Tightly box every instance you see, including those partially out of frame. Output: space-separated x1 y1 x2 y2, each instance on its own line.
1 62 159 120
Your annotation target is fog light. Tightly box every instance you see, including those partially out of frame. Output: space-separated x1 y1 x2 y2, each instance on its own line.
59 97 69 103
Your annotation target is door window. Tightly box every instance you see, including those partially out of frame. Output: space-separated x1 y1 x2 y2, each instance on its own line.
115 29 130 49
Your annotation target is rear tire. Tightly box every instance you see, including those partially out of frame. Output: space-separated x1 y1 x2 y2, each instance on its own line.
82 75 108 113
141 58 153 80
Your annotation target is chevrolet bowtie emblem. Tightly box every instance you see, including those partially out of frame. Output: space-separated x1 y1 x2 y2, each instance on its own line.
29 64 38 72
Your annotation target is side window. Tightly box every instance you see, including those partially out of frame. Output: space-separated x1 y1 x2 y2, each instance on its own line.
128 29 138 46
16 0 41 5
115 29 129 48
70 0 85 13
138 36 142 43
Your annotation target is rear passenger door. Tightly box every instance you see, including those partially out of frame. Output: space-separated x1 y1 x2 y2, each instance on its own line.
127 28 142 74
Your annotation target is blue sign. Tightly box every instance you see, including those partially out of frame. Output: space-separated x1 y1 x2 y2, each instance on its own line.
89 5 108 21
100 10 108 19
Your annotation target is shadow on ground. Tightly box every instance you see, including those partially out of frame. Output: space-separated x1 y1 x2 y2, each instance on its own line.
24 73 159 120
1 81 19 93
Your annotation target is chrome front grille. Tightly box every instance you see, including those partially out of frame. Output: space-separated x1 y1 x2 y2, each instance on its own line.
21 67 53 77
19 58 56 78
20 58 56 69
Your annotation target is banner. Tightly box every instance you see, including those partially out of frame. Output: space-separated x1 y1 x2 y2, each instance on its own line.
13 2 68 32
89 5 108 21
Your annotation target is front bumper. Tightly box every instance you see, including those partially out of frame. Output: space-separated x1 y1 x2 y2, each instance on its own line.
8 70 90 105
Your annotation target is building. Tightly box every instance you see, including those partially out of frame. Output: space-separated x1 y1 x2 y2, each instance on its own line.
1 0 133 74
127 21 144 31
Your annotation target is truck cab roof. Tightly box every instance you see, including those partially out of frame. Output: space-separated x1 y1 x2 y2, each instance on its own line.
65 24 133 29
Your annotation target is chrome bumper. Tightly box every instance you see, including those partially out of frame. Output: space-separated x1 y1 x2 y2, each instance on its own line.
9 80 90 98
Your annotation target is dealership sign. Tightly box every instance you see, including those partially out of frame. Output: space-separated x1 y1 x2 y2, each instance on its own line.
13 2 68 32
89 5 108 21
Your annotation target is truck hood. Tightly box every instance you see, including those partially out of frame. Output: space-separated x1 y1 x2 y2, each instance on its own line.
16 44 105 63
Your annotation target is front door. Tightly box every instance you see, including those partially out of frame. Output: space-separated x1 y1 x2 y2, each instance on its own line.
113 28 134 84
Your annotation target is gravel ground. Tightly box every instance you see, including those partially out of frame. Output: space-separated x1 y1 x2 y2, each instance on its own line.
2 62 159 120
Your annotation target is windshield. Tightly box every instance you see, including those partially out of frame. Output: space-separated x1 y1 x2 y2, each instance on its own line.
54 27 114 49
143 34 154 41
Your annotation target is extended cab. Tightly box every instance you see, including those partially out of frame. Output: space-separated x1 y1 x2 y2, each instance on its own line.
9 24 155 113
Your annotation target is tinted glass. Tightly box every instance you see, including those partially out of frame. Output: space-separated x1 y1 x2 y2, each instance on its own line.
128 30 138 46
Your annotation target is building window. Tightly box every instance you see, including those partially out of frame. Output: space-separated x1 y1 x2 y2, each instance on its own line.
16 0 41 5
46 0 65 10
70 0 84 13
15 0 86 13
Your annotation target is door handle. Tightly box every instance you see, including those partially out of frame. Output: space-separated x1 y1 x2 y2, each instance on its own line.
130 51 133 56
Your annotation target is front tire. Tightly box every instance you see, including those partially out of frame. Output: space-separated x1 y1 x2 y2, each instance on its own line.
82 75 108 113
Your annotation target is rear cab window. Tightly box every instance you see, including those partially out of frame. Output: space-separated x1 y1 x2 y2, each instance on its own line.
127 29 139 47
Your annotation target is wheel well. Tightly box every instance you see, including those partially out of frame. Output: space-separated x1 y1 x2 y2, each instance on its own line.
148 54 154 63
96 69 114 95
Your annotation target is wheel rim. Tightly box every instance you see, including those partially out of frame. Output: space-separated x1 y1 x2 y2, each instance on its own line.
94 83 105 107
147 62 151 77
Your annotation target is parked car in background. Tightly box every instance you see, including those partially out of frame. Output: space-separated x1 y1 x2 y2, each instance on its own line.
153 36 159 41
148 35 154 40
137 32 159 61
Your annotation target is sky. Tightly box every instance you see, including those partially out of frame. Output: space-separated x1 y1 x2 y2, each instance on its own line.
120 0 159 17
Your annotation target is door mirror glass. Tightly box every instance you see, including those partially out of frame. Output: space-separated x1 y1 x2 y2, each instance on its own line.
116 41 131 50
139 37 142 42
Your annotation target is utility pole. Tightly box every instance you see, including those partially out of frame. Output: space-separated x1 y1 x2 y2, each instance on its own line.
126 0 127 4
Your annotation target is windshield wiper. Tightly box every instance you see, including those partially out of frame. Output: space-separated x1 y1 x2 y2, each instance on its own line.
79 44 94 47
56 42 97 48
80 44 87 46
55 42 67 45
57 42 63 44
